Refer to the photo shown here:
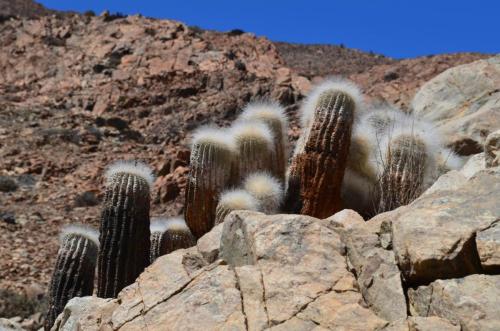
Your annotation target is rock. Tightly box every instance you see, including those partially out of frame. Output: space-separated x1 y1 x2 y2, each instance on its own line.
73 191 99 207
53 211 391 330
391 168 500 285
51 296 119 331
335 211 407 322
0 176 18 192
196 223 223 263
422 170 467 196
459 153 486 179
476 221 500 272
382 317 460 331
412 56 500 155
485 129 500 167
409 275 500 331
0 318 24 331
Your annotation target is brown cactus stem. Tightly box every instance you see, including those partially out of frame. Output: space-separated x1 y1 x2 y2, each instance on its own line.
214 189 260 225
378 135 426 213
185 138 235 239
150 230 163 263
286 90 354 218
44 228 98 331
159 222 196 255
97 169 151 299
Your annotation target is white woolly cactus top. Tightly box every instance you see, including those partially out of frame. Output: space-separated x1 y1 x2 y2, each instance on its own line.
230 121 274 146
243 172 283 203
191 126 237 153
164 217 191 232
150 217 170 233
239 101 288 127
59 224 100 248
219 189 260 211
105 160 155 187
300 77 365 128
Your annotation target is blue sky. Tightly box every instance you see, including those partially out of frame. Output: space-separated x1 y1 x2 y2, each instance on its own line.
38 0 499 59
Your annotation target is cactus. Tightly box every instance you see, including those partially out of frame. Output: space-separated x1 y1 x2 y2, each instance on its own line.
238 102 288 183
378 134 427 212
97 161 153 298
215 189 260 225
243 172 283 214
185 127 237 239
231 121 274 181
150 218 169 263
159 217 196 254
285 79 363 218
44 225 99 331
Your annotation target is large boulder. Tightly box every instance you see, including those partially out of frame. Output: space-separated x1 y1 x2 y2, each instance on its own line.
412 56 500 155
389 168 500 285
409 275 500 331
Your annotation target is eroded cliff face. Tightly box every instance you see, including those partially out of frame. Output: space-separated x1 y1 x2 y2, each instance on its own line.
0 4 497 329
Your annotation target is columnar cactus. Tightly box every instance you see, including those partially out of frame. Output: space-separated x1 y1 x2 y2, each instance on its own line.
238 102 288 183
231 121 274 181
150 217 169 263
378 134 427 212
44 225 99 331
159 217 196 254
215 189 260 225
185 127 237 239
243 172 283 214
285 79 363 218
97 161 153 298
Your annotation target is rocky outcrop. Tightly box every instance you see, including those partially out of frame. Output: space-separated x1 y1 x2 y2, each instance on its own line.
409 275 500 331
412 56 500 155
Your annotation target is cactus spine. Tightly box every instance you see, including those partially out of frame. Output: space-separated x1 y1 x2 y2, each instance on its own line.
215 189 260 225
150 218 169 263
378 134 427 212
97 161 153 298
238 102 288 183
231 121 274 181
44 225 99 331
159 218 196 254
285 79 361 218
243 172 283 214
185 127 237 239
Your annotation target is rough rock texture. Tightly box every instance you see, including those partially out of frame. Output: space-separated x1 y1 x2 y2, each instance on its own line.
382 317 460 331
409 275 500 331
390 168 500 285
412 56 500 155
485 129 500 167
52 211 392 330
476 221 500 272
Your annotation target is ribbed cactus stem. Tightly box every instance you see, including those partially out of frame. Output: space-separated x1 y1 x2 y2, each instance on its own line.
44 225 99 331
244 172 283 214
231 122 274 182
215 189 260 225
150 218 169 263
286 82 358 218
97 161 153 298
159 218 196 254
378 134 427 213
239 102 288 183
185 128 237 238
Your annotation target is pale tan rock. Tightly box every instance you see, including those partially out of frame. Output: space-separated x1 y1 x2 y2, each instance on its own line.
51 296 118 331
296 291 388 330
412 56 500 154
460 153 486 178
391 169 500 284
485 129 500 167
0 318 24 331
476 221 500 272
221 211 352 325
325 209 365 230
409 274 500 331
381 317 460 331
197 223 223 263
422 170 467 195
235 265 269 331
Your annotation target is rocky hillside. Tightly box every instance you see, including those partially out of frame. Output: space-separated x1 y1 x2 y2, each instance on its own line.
0 0 55 18
0 4 499 329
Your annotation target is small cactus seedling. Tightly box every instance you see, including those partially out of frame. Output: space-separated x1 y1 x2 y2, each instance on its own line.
44 225 99 331
215 189 260 225
159 217 196 254
150 217 169 263
231 121 274 181
97 161 153 298
185 127 237 239
286 79 363 218
243 172 283 214
238 102 288 183
378 134 427 212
